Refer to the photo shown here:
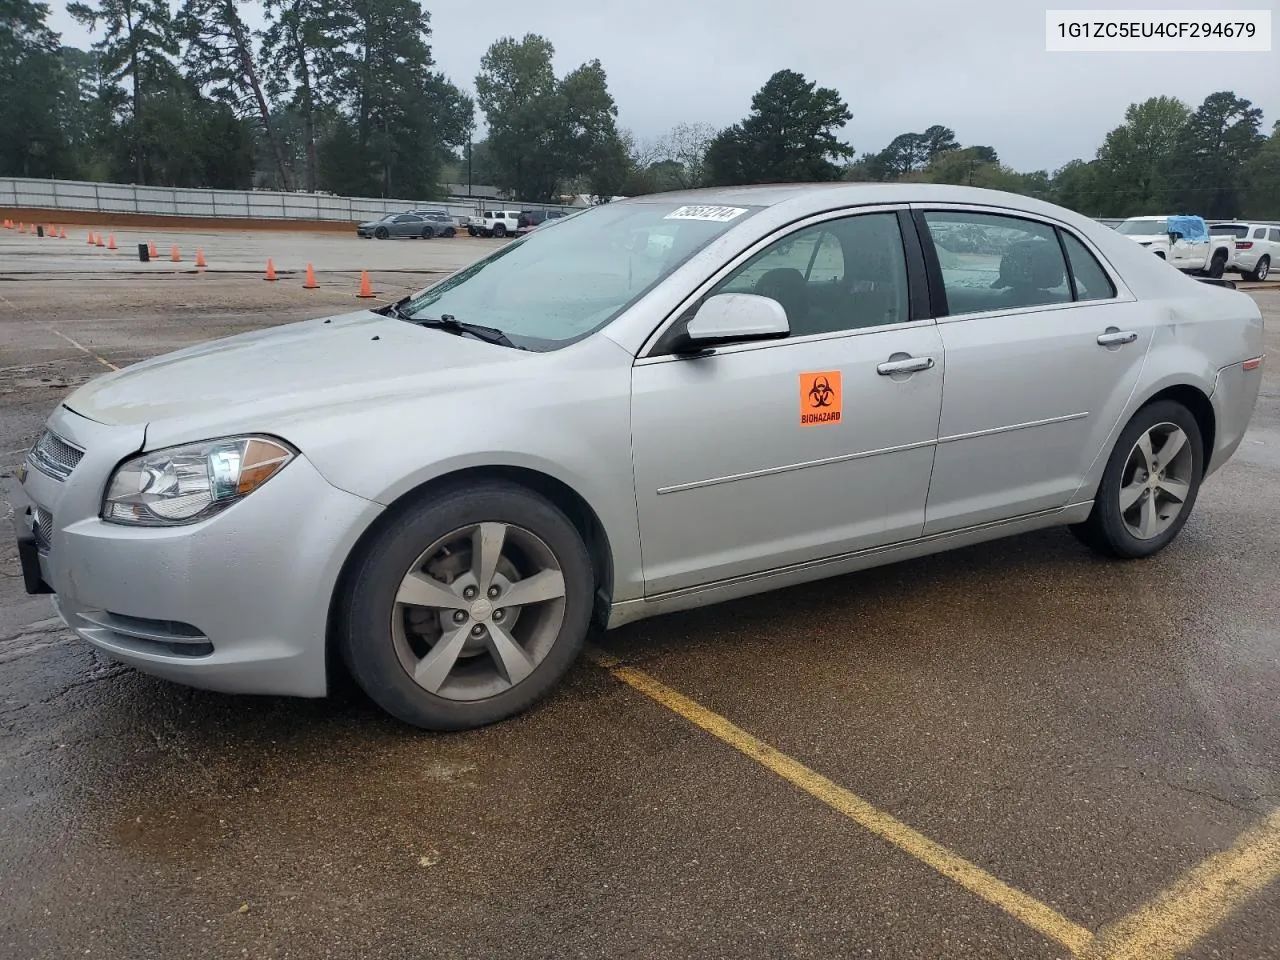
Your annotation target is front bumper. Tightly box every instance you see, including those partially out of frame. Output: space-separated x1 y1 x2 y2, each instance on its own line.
16 406 383 697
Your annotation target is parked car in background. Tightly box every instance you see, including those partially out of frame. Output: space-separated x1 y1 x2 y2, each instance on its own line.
357 212 455 240
516 210 568 235
14 184 1264 731
1115 215 1234 278
468 210 520 238
410 210 460 238
1208 222 1277 282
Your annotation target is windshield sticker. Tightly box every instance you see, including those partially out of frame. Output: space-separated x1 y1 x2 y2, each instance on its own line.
664 205 748 223
800 371 842 426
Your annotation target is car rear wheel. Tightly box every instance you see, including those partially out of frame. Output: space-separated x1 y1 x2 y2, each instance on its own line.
1208 250 1227 278
493 224 507 238
336 481 594 730
1245 256 1270 282
1071 400 1203 559
421 227 433 239
374 226 389 240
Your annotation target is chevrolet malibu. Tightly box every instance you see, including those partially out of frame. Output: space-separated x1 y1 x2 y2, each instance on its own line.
13 185 1265 730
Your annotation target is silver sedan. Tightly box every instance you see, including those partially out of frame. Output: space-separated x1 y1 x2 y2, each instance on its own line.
13 185 1265 730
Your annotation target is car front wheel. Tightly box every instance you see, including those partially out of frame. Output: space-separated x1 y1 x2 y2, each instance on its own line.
374 226 389 240
337 481 595 730
1071 400 1203 559
493 224 507 238
1207 251 1227 278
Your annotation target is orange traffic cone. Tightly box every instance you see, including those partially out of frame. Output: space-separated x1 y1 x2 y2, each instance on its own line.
87 231 96 245
148 240 158 259
95 233 105 248
195 248 207 268
356 270 375 298
18 222 25 234
263 258 278 281
2 219 9 229
302 263 319 289
58 226 67 239
170 245 181 262
107 234 117 251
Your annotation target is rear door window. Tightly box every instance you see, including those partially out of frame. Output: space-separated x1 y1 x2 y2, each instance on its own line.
1270 229 1280 242
923 211 1071 316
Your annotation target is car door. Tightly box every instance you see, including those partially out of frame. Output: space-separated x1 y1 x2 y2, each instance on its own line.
630 208 944 596
914 207 1153 535
394 214 422 237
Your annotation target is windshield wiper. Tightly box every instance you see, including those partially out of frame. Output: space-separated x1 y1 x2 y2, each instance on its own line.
412 313 521 349
383 298 523 349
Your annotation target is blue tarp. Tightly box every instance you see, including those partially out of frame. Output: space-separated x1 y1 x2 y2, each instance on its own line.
1168 215 1208 241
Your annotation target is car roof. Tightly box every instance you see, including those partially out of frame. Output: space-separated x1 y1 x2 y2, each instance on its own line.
608 183 1143 225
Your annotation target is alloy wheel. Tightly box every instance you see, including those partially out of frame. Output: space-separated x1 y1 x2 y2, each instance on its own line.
1118 422 1195 540
391 522 567 701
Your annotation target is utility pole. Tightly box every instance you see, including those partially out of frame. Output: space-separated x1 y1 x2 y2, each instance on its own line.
467 138 473 197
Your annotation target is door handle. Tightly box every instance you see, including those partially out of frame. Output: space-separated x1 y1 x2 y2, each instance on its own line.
1097 330 1138 346
877 355 935 375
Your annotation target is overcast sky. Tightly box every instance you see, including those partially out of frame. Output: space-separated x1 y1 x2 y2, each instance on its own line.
48 0 1278 173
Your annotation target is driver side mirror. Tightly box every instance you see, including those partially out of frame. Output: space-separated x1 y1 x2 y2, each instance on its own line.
1168 230 1184 241
670 293 790 354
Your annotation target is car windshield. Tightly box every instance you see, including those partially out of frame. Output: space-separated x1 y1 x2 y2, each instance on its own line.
400 201 760 350
1209 224 1250 238
1117 219 1167 236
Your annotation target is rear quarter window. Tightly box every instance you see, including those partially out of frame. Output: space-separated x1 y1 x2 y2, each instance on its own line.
1061 232 1116 302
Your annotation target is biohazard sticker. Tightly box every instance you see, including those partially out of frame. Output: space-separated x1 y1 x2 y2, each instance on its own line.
800 371 842 426
663 205 748 222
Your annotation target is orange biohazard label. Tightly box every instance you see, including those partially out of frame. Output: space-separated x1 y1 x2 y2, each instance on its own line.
800 371 842 426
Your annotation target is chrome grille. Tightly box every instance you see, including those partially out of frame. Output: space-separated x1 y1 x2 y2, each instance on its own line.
33 507 53 552
27 430 84 481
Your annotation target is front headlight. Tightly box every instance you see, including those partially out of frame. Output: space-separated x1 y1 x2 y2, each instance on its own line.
103 436 295 526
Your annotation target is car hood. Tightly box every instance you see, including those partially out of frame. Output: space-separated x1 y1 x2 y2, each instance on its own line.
63 310 535 431
358 221 384 228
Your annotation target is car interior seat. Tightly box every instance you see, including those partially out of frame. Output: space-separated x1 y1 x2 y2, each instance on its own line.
754 268 811 332
991 239 1069 304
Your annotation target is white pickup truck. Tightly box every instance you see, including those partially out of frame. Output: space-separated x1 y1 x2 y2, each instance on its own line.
1115 215 1234 278
467 210 520 238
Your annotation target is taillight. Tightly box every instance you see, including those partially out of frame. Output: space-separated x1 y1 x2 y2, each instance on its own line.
1243 357 1264 371
1237 241 1253 250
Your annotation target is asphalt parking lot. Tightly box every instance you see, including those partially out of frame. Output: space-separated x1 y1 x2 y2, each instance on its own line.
1 224 1278 959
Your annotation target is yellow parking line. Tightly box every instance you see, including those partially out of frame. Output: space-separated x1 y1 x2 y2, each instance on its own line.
589 651 1096 956
1086 806 1280 960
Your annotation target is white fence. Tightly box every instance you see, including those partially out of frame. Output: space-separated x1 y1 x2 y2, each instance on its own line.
0 177 575 223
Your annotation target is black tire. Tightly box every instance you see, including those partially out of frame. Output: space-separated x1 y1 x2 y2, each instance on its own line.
1245 256 1270 283
421 227 433 239
374 226 389 240
1208 250 1227 279
493 224 507 238
443 227 456 238
467 227 477 237
336 481 595 730
1070 400 1204 559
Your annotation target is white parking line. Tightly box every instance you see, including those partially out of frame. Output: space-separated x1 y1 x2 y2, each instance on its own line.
43 327 119 371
